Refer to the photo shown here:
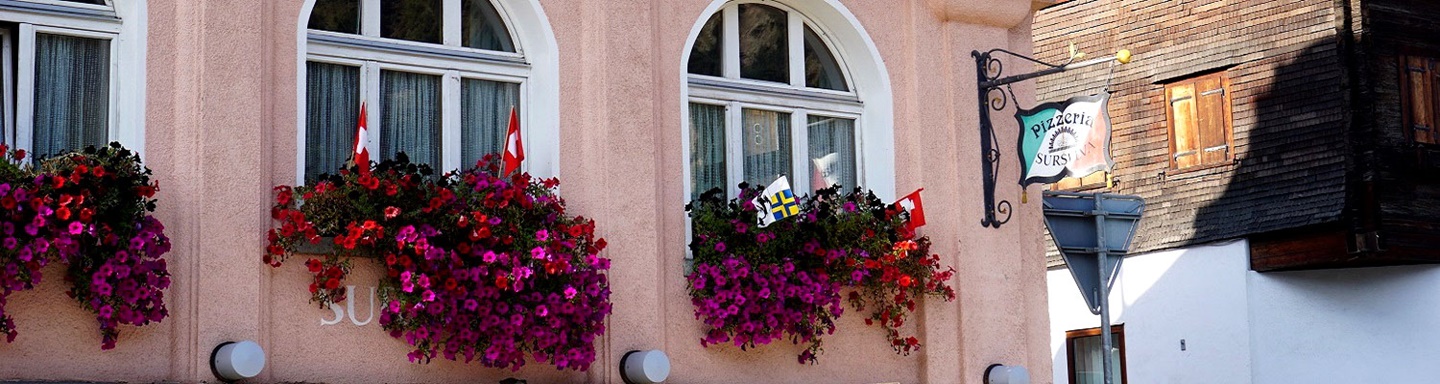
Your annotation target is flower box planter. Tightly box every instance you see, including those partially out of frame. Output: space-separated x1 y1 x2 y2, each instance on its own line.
265 155 611 371
685 185 954 364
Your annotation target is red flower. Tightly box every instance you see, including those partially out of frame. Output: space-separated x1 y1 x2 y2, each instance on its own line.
305 259 323 273
0 197 15 210
56 207 72 220
495 274 509 289
92 166 105 178
325 278 340 290
276 189 292 206
384 206 400 219
14 149 24 161
78 207 94 223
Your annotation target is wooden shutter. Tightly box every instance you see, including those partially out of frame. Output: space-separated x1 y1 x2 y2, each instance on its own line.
1168 82 1200 168
1426 58 1440 145
1404 56 1436 144
1196 75 1231 164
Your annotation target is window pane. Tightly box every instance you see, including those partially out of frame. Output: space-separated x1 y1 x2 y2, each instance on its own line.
305 62 361 181
738 4 788 83
687 12 722 76
807 116 855 191
382 0 443 44
308 0 360 34
1071 334 1122 384
33 33 109 160
804 25 847 91
461 78 519 168
461 0 516 52
59 0 107 5
689 103 726 199
380 70 442 168
742 108 791 187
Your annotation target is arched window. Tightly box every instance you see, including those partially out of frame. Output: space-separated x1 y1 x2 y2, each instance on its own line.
683 1 875 199
301 0 531 181
0 0 145 159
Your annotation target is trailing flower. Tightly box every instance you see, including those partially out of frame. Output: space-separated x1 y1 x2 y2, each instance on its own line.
686 184 954 364
266 154 611 371
0 143 170 349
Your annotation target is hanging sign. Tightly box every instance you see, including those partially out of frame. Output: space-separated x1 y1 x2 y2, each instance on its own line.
1014 91 1114 186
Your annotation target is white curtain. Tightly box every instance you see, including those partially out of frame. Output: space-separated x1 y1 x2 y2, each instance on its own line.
460 78 518 168
806 116 856 191
1072 334 1123 384
304 61 360 181
741 108 790 187
33 33 109 160
689 103 726 199
380 70 442 169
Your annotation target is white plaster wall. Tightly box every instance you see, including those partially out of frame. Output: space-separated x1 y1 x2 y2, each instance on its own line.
1248 263 1440 384
1048 240 1253 384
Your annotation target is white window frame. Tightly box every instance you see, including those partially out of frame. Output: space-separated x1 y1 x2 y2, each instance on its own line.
681 1 865 200
15 24 119 156
0 0 141 159
299 0 530 183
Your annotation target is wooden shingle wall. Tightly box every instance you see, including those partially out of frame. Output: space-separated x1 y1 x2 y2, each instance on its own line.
1033 0 1352 267
1355 0 1440 262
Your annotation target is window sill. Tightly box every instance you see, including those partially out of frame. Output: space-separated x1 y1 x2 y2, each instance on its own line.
1163 159 1238 181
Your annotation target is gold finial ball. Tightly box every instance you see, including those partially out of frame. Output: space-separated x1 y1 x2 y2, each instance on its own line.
1116 49 1132 64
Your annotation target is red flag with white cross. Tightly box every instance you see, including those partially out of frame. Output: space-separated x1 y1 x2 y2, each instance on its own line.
502 106 524 175
896 188 926 231
353 102 371 178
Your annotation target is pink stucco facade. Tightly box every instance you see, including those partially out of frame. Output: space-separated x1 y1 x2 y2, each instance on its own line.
0 1 1051 382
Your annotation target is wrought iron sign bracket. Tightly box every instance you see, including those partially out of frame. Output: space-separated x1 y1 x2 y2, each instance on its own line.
971 48 1129 228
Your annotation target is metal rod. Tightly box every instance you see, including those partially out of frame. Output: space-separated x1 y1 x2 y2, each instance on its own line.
980 54 1121 89
1095 194 1114 384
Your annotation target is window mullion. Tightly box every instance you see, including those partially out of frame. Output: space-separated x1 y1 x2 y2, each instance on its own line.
15 23 34 154
442 71 461 172
361 0 381 37
443 0 460 46
106 28 118 144
852 116 864 188
787 11 804 88
721 5 739 79
791 110 808 193
364 61 381 158
725 101 742 198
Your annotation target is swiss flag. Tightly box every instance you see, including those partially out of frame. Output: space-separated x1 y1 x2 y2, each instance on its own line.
502 106 524 175
895 188 926 231
353 102 371 178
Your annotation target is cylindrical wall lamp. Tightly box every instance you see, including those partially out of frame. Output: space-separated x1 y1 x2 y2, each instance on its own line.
984 364 1030 384
619 349 670 384
210 340 266 381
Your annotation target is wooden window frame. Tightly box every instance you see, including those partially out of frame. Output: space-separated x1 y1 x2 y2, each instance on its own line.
1050 171 1109 191
1399 55 1439 146
1165 72 1235 170
1065 325 1128 384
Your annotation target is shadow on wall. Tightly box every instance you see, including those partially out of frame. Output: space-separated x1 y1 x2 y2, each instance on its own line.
1187 39 1349 247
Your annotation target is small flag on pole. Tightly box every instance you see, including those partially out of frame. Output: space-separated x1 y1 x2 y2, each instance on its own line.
502 106 525 176
895 188 926 231
353 102 371 178
752 176 800 228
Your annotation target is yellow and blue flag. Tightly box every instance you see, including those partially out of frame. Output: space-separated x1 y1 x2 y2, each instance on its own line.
753 176 800 227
